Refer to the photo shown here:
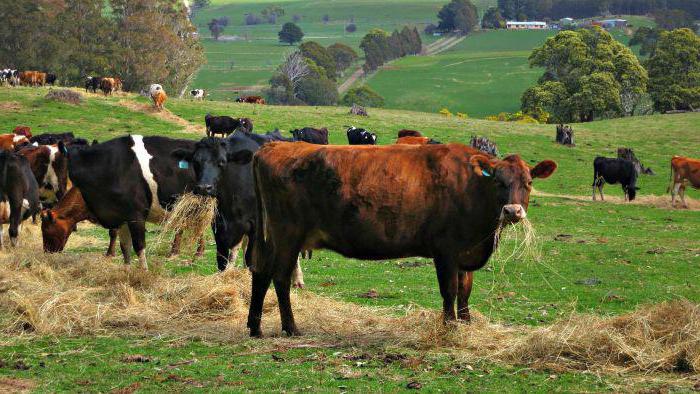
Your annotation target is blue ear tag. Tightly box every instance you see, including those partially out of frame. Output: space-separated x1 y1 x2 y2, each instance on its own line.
482 169 491 177
178 160 189 169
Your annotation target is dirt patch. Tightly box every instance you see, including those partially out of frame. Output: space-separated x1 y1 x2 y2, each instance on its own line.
116 100 205 135
533 190 700 211
0 101 22 112
0 377 36 393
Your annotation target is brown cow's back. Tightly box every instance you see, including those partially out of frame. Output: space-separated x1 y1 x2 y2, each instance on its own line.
396 136 431 145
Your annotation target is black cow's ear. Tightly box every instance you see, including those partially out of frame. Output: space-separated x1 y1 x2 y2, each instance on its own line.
227 149 253 165
171 148 192 161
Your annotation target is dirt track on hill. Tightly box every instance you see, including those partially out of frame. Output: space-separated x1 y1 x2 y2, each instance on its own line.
117 100 206 135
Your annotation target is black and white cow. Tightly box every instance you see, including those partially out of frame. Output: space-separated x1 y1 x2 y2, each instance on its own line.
290 127 329 145
592 157 640 201
0 151 41 247
190 89 205 100
346 126 377 145
30 132 89 146
171 132 305 287
1 69 19 86
67 135 199 269
85 76 102 93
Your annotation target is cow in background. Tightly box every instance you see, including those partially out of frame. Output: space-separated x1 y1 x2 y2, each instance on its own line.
46 73 57 85
149 84 167 110
396 136 441 145
592 157 639 201
0 134 31 151
205 114 253 138
85 76 102 93
30 132 89 146
190 89 206 100
346 126 377 145
100 78 116 95
668 156 700 208
13 126 32 139
0 151 41 247
290 127 329 144
397 129 423 138
236 96 265 104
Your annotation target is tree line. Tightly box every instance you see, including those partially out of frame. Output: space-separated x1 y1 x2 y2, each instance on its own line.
0 0 204 94
497 0 700 21
360 27 422 73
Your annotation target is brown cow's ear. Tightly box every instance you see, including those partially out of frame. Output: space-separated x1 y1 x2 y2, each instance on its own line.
531 160 557 179
469 155 495 177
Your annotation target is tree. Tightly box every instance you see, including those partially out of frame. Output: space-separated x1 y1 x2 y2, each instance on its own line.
245 13 262 25
341 86 385 107
279 22 304 45
327 43 358 75
300 41 336 80
629 27 662 57
345 23 357 33
654 9 696 31
208 19 225 40
322 14 330 24
646 28 700 112
279 51 310 90
437 0 478 34
296 76 338 105
523 27 647 122
482 7 505 29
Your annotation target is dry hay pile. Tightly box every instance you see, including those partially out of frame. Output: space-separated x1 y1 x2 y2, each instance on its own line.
0 243 697 375
152 193 218 254
45 89 83 105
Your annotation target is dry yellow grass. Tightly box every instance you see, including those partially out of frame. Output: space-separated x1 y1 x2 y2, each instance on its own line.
152 192 217 255
533 189 700 211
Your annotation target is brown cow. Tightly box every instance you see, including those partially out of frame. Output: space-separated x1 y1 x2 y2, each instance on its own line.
397 129 423 138
0 134 31 151
152 90 167 110
100 78 116 95
13 126 32 139
668 155 700 208
236 95 266 104
247 143 557 337
396 136 441 145
17 144 69 205
19 71 46 87
41 188 118 255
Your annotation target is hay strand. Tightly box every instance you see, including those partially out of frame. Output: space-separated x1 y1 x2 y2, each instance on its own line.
154 193 217 254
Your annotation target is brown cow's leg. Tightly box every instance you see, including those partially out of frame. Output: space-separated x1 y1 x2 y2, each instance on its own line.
274 270 299 336
457 271 474 322
434 258 458 322
106 229 118 257
680 184 688 208
168 230 183 257
247 270 272 337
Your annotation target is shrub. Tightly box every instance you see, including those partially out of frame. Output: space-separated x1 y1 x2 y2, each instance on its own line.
45 89 82 105
296 77 338 106
245 13 262 25
345 23 357 33
341 86 384 108
456 112 468 118
439 108 452 117
328 43 358 74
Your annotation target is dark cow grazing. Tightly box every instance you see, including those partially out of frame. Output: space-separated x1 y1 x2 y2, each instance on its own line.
85 76 102 93
346 126 377 145
290 127 329 145
617 148 654 175
30 132 88 146
236 96 266 104
171 132 306 287
13 126 32 139
592 157 639 201
556 124 575 146
396 136 441 145
668 156 700 208
18 143 69 207
46 73 57 85
397 129 423 138
41 187 118 256
205 114 254 138
67 135 201 269
247 143 557 337
246 129 294 145
470 135 499 157
0 151 41 247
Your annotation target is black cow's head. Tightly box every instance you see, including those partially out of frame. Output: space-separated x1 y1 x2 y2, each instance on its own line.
172 137 253 196
470 154 556 223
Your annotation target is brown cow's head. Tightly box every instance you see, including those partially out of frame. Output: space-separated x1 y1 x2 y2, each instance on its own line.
470 154 556 223
41 209 73 252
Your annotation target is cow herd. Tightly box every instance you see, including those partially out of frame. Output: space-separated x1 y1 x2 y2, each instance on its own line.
1 70 57 87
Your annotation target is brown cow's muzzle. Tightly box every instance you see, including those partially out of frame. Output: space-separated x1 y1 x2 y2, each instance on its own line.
501 204 527 223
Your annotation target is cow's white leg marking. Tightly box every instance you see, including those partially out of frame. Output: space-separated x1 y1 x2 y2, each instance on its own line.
118 224 132 265
292 257 305 289
137 249 148 270
130 135 165 223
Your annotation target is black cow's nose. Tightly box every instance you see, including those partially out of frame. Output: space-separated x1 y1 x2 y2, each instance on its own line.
194 184 214 195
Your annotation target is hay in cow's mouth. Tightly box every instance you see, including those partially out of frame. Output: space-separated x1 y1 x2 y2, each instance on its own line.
153 193 218 256
492 216 541 265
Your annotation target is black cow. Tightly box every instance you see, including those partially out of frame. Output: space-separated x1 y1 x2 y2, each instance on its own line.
85 76 102 93
45 73 57 85
592 157 639 201
30 132 88 146
290 127 329 145
205 114 253 138
245 129 293 145
171 132 306 287
0 151 41 247
67 135 198 269
346 126 377 145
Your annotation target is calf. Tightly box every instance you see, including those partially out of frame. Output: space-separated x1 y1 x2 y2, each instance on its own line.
67 135 200 269
41 187 118 255
346 126 377 145
205 114 253 138
0 134 31 151
248 143 556 337
592 157 639 201
397 129 423 138
0 151 41 247
190 89 206 100
668 155 700 208
290 127 329 145
17 143 69 206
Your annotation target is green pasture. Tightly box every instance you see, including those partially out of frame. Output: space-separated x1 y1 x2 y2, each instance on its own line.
0 87 698 392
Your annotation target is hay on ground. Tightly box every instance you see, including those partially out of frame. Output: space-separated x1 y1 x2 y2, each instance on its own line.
153 193 217 253
45 89 82 105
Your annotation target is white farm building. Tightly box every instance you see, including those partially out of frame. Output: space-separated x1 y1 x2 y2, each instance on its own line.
506 21 547 30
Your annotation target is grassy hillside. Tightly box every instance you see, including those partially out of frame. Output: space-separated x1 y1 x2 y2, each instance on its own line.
0 86 698 392
190 0 497 100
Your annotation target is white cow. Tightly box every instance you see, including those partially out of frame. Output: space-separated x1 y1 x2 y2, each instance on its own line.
190 89 205 100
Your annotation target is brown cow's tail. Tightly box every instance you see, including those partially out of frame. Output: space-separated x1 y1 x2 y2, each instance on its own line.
251 155 272 275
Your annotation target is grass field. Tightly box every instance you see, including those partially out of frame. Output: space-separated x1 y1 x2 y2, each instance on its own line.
0 86 698 392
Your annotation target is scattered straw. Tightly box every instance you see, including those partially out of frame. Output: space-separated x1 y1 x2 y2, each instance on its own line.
154 193 217 254
492 217 541 265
